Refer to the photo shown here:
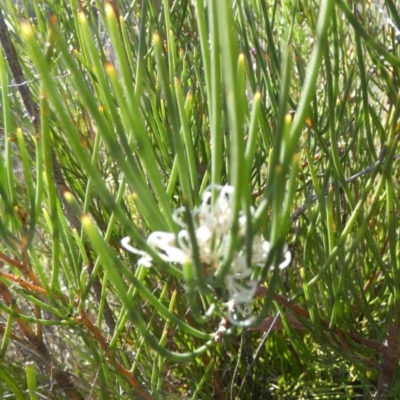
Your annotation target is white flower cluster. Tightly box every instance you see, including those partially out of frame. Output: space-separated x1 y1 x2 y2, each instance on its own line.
121 185 291 322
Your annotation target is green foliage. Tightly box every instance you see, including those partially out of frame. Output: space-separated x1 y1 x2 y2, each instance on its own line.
0 0 399 398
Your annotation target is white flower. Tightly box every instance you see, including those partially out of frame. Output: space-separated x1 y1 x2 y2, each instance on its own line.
251 236 272 267
121 185 291 323
194 184 234 236
121 233 189 267
251 237 291 270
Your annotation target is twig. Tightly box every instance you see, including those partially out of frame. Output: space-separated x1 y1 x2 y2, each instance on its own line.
0 8 116 335
0 12 38 127
86 255 116 334
0 272 47 296
374 312 400 399
235 313 279 399
371 0 400 42
289 151 400 222
256 286 384 355
0 251 42 286
79 310 153 400
0 268 148 397
0 9 80 231
0 280 85 400
0 71 70 89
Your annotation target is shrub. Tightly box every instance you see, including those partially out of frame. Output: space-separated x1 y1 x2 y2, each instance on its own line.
0 0 399 398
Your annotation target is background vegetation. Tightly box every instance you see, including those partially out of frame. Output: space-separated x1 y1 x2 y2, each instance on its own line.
0 0 399 398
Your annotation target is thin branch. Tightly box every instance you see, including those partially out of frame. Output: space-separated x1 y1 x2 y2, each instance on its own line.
374 312 400 399
0 8 80 231
0 8 116 335
256 286 385 355
79 310 153 400
0 11 38 127
289 151 400 222
0 70 70 89
251 145 399 222
0 251 42 286
0 280 85 400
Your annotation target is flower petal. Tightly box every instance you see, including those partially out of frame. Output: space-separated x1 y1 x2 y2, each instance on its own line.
121 236 147 256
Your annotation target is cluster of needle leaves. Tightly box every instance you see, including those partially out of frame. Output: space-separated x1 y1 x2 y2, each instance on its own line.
0 0 399 399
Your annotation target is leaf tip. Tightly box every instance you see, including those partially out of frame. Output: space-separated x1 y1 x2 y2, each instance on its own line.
105 2 115 17
81 214 91 226
20 21 33 38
